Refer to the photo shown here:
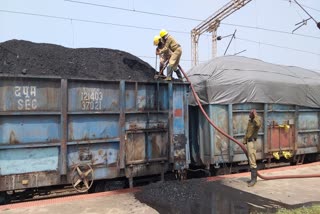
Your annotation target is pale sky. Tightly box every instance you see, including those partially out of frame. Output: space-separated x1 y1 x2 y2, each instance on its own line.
1 0 319 72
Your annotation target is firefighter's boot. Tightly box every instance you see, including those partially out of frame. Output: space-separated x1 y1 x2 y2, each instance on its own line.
246 169 254 184
175 68 183 80
248 168 257 187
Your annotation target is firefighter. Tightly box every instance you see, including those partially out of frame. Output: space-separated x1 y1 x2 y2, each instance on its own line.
243 109 261 187
153 35 170 73
156 29 183 81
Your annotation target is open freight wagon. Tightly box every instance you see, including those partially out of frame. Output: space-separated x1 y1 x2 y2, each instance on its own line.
0 75 190 202
188 56 320 173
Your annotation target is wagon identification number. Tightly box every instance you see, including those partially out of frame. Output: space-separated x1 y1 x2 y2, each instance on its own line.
14 86 37 110
80 88 103 110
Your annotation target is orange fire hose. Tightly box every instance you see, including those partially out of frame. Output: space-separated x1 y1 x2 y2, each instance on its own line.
178 65 320 180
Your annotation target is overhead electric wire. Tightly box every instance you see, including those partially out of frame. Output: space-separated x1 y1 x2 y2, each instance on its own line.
220 22 320 40
64 0 320 40
279 0 320 13
301 4 320 13
1 8 319 40
1 9 320 57
0 9 190 35
67 0 320 18
64 0 202 22
236 37 320 56
293 0 318 24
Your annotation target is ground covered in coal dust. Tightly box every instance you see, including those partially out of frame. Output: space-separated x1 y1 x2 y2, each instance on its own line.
0 40 156 81
135 178 286 214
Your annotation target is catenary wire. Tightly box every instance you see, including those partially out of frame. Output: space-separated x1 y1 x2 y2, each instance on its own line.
64 0 320 40
0 9 190 35
0 9 319 41
236 37 320 56
220 22 320 40
1 10 320 58
1 7 320 42
64 0 203 22
279 0 320 13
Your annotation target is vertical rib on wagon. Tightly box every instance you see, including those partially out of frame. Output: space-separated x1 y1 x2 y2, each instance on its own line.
60 79 68 177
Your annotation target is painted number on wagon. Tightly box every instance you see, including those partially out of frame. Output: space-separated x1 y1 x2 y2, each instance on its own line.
80 88 103 110
14 86 38 110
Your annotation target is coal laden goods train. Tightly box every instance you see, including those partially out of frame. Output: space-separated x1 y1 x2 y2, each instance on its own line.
188 56 320 175
0 40 189 204
0 76 190 203
1 40 320 204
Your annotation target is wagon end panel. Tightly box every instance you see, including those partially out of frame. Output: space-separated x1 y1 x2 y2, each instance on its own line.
0 77 62 191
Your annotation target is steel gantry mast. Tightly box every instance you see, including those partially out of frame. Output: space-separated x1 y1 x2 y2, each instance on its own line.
191 0 252 66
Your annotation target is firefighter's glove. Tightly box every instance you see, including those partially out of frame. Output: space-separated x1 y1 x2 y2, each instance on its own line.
243 138 247 145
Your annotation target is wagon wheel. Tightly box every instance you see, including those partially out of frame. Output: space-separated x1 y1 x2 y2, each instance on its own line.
71 164 94 193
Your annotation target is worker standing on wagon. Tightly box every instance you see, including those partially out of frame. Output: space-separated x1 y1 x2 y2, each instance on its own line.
243 109 261 187
153 35 171 73
156 29 183 81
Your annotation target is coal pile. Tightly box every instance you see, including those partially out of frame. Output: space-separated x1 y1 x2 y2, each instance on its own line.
135 179 205 213
135 179 285 214
0 40 156 81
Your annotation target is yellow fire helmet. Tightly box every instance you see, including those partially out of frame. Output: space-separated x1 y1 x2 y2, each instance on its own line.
153 35 161 46
160 29 168 38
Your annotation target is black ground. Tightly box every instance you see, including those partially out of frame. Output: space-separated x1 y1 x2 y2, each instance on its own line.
0 40 156 81
135 179 289 214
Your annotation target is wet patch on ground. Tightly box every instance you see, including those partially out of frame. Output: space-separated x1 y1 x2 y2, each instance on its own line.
135 179 287 214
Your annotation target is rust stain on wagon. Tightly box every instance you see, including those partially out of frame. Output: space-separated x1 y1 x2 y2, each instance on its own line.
151 135 161 158
9 131 20 144
173 134 186 161
157 123 166 129
78 147 92 161
47 139 60 143
129 123 138 130
111 100 118 109
303 134 318 146
216 132 228 154
69 125 74 141
0 171 60 192
126 133 145 162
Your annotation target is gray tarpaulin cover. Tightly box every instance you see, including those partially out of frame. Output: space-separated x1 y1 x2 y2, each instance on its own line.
188 56 320 108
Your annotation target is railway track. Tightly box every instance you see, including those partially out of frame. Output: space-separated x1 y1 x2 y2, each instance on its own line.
3 158 318 205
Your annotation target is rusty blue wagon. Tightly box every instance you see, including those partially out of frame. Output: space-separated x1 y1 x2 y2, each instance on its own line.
0 75 189 202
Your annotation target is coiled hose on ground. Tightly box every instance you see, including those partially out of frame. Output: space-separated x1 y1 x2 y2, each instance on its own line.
178 65 320 180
